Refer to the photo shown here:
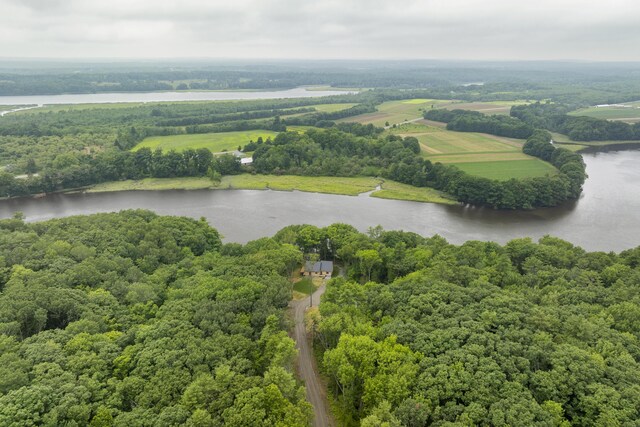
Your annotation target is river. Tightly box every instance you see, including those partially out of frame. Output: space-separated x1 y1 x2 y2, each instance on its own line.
0 87 354 106
0 150 637 252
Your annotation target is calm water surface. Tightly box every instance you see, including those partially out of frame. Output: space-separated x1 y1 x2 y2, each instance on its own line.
0 150 638 251
0 88 353 106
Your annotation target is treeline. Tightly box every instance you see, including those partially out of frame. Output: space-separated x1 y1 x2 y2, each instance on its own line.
156 107 315 127
0 148 241 198
511 102 640 141
4 63 640 106
282 104 377 128
274 223 640 425
424 108 535 139
0 211 312 426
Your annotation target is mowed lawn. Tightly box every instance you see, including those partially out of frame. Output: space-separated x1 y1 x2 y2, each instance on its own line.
390 122 556 180
337 99 452 127
132 130 279 152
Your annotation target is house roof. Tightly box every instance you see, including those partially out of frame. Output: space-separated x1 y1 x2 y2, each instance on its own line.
304 260 334 273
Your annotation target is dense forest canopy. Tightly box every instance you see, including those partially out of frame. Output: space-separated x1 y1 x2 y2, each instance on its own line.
0 211 312 426
1 211 640 426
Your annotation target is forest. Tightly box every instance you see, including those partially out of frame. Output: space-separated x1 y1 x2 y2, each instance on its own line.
0 210 311 426
269 224 640 426
2 211 640 426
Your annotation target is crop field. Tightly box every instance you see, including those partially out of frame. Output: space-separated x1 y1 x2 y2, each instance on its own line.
337 99 452 127
441 100 528 115
132 130 279 153
569 105 640 123
390 122 556 180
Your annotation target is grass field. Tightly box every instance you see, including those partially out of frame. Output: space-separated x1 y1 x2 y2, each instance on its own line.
371 181 457 204
451 159 558 180
388 122 556 180
569 105 640 123
133 130 279 153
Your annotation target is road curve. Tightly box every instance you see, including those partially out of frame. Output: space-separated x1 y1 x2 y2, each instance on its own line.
290 282 334 427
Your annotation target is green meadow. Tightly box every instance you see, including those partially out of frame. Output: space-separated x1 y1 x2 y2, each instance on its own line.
132 130 279 153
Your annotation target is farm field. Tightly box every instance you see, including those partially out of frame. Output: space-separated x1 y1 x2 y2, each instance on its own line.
132 130 278 153
569 105 640 123
390 122 556 180
441 100 528 115
337 99 531 128
337 98 453 127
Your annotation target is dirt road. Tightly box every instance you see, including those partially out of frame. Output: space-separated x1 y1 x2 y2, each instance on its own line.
290 282 334 427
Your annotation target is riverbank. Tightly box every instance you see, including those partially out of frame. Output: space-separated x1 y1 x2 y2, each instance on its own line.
551 132 640 153
87 174 458 205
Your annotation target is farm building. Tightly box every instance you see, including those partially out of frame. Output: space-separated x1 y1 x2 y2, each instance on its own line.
302 260 334 277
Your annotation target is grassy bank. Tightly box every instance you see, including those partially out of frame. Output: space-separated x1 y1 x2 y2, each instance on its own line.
217 175 380 195
88 177 214 192
87 174 459 205
371 180 458 205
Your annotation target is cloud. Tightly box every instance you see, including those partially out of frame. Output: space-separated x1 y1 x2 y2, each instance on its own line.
0 0 638 60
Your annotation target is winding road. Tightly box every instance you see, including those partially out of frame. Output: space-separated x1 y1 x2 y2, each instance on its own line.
290 282 335 427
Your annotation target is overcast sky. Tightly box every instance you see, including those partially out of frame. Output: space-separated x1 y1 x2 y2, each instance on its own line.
1 0 639 61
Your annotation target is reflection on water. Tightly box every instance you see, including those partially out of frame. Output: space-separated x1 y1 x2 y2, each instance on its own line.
0 150 638 252
0 88 355 106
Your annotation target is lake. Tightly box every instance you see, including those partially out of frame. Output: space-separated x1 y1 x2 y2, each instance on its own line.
0 150 638 252
0 87 354 106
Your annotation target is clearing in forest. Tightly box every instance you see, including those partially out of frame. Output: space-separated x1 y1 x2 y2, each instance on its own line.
132 130 279 153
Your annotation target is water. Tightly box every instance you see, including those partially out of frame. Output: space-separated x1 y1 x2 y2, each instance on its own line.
0 88 354 106
0 150 638 252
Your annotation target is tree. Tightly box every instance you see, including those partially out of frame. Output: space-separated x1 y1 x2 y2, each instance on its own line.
356 249 381 281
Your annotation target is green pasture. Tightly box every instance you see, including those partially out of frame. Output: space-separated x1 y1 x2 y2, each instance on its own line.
450 159 557 180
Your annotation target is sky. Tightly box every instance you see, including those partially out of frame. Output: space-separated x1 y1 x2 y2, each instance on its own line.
0 0 639 61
